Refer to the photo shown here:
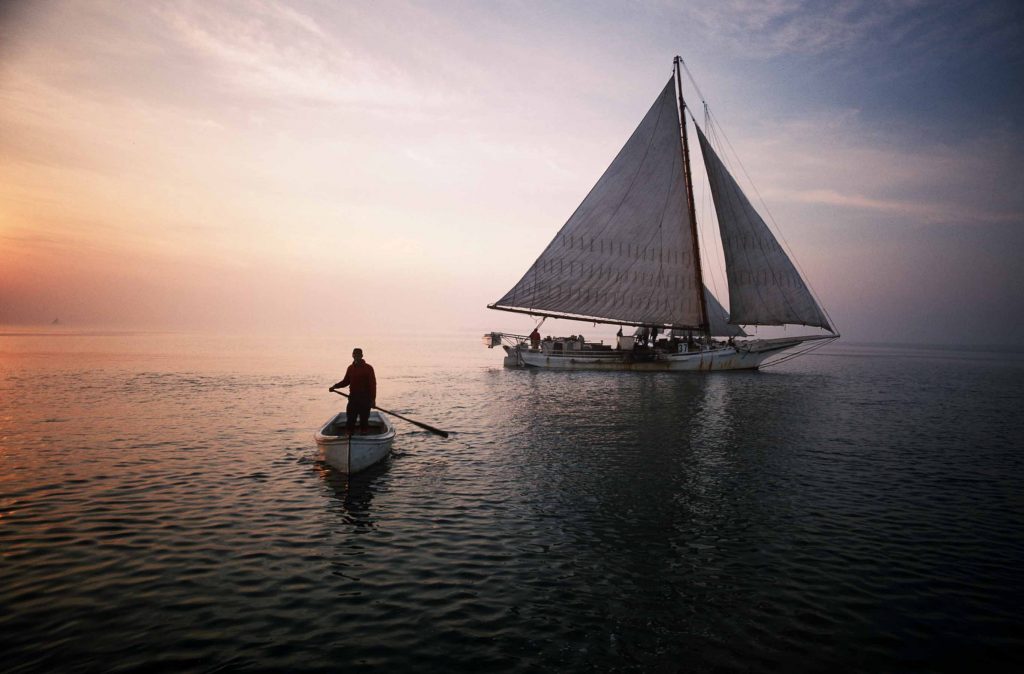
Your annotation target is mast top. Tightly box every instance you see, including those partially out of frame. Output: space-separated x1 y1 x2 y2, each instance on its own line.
489 77 707 330
674 56 711 338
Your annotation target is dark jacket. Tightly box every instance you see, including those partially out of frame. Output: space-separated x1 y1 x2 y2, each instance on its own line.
335 360 376 400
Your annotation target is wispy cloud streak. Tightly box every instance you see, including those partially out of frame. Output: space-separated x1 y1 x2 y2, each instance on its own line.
154 0 449 109
680 0 1021 61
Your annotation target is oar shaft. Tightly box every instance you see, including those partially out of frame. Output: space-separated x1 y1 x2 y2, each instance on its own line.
330 389 449 438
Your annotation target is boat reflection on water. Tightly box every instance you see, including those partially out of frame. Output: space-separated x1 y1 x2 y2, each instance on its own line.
491 367 832 567
315 461 385 533
467 367 848 663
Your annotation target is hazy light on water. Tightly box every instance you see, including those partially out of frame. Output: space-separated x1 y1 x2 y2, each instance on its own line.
1 332 1023 669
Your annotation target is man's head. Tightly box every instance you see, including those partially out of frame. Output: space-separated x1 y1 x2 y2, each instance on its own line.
352 348 364 361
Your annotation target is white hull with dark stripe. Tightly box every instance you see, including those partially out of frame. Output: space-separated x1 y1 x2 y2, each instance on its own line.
315 411 395 474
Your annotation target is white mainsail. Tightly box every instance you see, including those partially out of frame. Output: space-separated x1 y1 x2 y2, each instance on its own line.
695 126 833 331
491 79 705 329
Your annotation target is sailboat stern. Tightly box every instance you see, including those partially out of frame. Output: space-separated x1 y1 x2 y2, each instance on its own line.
483 332 528 367
502 345 525 368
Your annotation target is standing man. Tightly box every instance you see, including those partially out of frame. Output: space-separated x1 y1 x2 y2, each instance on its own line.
329 348 376 435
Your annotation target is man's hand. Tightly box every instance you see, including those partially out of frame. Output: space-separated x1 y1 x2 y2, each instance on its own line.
328 386 336 392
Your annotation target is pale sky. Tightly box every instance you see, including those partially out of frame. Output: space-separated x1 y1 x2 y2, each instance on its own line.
1 0 1021 345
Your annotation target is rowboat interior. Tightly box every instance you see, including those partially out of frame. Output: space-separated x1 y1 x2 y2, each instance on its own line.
323 415 389 437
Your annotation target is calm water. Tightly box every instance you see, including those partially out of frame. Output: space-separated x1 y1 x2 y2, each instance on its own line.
1 331 1022 672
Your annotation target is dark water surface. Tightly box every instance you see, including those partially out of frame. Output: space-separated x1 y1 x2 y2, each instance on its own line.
2 332 1022 672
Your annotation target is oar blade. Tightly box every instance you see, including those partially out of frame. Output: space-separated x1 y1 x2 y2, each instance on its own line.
330 389 449 438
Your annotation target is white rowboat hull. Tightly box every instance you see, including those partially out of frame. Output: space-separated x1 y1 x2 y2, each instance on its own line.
314 410 396 474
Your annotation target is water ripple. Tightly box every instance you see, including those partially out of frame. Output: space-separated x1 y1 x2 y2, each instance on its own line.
1 342 1022 671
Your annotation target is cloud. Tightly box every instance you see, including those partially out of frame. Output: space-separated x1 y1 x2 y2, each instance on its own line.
680 0 906 57
2 1 1020 339
679 0 1021 64
778 188 1021 226
154 0 450 110
700 105 1024 230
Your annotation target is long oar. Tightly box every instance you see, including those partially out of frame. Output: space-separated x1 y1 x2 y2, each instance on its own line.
331 390 449 438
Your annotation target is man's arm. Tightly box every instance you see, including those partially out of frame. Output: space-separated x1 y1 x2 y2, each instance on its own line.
329 365 353 391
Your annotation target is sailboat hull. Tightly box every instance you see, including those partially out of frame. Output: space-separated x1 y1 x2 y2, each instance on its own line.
501 336 826 371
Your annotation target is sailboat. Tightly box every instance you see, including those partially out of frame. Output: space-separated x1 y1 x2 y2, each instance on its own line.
485 57 837 371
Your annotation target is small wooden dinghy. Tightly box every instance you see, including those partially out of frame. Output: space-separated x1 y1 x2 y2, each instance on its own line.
314 410 396 474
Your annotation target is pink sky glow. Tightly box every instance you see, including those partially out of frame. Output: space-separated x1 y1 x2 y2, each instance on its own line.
2 1 1021 345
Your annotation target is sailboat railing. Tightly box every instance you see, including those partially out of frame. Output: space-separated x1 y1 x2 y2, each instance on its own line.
483 332 530 350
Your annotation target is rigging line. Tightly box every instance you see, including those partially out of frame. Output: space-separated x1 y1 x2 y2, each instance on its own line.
703 108 837 332
720 140 774 323
697 162 727 326
760 337 837 369
675 57 710 335
490 304 692 330
694 108 772 325
700 111 727 320
763 339 835 369
690 107 721 310
679 59 709 112
696 134 723 309
692 105 811 329
678 57 834 331
696 109 790 321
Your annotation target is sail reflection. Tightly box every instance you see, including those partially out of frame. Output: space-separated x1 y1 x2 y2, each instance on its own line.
490 368 829 574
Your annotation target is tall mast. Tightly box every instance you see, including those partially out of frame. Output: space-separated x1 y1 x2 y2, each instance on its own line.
674 56 710 339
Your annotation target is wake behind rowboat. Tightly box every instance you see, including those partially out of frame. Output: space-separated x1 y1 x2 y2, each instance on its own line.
314 410 395 474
